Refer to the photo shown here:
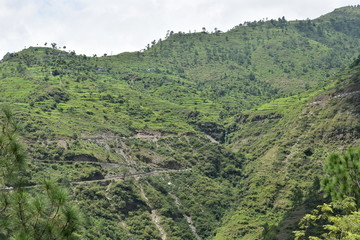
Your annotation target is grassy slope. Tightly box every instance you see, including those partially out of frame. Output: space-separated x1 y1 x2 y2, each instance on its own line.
0 48 209 136
0 6 360 240
0 48 240 239
2 6 359 136
215 64 360 239
135 6 360 117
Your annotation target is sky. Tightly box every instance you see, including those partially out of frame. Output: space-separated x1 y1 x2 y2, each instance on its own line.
1 0 359 58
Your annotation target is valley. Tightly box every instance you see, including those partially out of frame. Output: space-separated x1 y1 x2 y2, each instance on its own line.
1 5 360 240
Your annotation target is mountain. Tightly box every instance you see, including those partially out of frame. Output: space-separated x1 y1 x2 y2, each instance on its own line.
215 57 360 239
0 6 359 240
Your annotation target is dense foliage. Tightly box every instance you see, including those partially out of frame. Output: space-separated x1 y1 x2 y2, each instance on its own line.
322 146 360 205
295 146 360 239
294 197 360 240
0 107 82 240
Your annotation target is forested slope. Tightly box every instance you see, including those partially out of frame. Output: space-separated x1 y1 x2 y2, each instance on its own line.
216 58 360 239
0 6 359 240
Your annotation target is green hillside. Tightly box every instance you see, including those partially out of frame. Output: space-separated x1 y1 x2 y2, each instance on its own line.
0 5 360 240
215 60 360 239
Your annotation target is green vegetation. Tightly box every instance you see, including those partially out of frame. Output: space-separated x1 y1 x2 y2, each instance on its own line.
294 197 360 240
294 146 360 239
0 107 82 240
322 146 360 205
214 62 360 239
0 5 360 240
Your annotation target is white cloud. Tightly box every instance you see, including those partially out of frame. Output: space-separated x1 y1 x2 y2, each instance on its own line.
0 0 359 58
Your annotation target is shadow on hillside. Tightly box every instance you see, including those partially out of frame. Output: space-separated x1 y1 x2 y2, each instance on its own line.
261 177 330 240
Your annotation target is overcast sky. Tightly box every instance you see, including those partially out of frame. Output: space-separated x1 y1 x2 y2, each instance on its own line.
1 0 359 58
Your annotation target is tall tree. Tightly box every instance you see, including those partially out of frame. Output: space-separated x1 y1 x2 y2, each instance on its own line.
321 146 360 206
294 146 360 239
0 105 82 240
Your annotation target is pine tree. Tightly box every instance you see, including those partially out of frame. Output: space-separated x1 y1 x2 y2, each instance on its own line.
0 105 82 240
321 146 360 206
294 146 360 239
